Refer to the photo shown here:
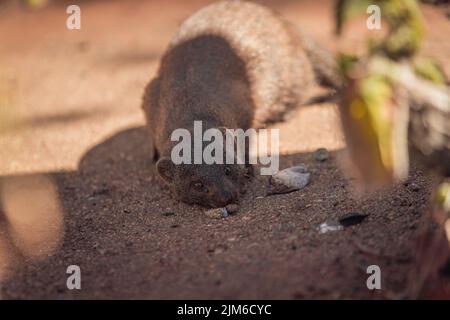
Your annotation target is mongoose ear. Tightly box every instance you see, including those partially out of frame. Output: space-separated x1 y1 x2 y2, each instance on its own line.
156 157 175 184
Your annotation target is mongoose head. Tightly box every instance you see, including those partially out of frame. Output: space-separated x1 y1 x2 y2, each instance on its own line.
156 159 252 208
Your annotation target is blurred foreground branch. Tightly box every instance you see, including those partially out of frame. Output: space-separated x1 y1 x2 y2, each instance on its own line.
335 0 450 298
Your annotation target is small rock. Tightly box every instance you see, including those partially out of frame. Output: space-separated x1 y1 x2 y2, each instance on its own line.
205 208 224 219
219 207 229 217
319 221 343 234
314 148 329 162
410 183 420 192
268 165 310 195
225 204 239 214
205 206 237 219
319 213 368 234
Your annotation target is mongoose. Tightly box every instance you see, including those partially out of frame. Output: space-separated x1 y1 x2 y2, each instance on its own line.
142 1 339 207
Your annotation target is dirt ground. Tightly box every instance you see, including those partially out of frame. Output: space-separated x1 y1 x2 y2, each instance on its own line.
0 0 449 299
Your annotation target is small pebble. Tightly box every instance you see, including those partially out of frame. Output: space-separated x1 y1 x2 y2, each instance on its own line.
319 221 343 234
268 165 310 195
225 204 239 214
205 208 225 219
319 213 368 234
219 207 229 218
205 205 239 219
314 148 329 162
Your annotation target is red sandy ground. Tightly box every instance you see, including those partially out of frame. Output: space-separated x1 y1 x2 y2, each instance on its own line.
0 0 449 299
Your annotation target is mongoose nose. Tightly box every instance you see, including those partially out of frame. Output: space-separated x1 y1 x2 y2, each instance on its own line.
215 190 238 207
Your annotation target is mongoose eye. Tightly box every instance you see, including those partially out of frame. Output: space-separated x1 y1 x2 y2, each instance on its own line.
224 166 231 176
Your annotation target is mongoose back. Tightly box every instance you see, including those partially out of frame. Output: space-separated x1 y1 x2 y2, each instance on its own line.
143 0 339 207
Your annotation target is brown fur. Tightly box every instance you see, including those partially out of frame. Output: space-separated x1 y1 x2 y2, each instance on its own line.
142 1 339 207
